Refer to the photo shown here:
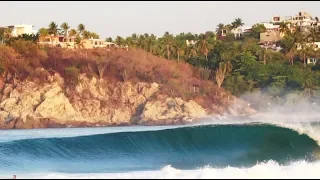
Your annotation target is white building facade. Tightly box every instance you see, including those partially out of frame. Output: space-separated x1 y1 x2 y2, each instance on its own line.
7 24 37 37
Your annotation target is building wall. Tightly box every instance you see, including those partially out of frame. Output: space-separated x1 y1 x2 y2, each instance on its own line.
82 39 94 49
260 31 281 42
11 24 36 37
82 39 106 49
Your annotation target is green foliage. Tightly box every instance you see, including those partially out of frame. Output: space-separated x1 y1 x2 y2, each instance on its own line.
64 66 80 84
251 23 266 39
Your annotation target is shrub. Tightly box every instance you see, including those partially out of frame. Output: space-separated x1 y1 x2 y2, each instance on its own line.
64 66 80 85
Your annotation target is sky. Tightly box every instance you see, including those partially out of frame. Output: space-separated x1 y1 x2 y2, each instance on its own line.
1 1 320 40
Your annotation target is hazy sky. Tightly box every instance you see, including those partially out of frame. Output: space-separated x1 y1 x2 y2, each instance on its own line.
1 1 320 39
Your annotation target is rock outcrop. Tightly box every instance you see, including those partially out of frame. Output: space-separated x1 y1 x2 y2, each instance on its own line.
0 73 211 129
139 97 207 125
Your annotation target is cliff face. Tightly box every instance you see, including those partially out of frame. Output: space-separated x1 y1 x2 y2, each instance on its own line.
0 73 214 129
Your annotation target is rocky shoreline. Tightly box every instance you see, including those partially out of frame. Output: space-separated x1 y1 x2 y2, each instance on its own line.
0 73 255 129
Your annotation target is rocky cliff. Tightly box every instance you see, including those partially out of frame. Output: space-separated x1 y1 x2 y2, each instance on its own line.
0 73 219 129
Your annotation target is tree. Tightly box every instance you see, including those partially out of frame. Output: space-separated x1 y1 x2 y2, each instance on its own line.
307 26 320 48
186 44 198 58
89 32 99 39
0 28 5 44
173 38 186 63
196 34 212 60
48 22 59 36
280 34 296 65
216 23 224 35
68 29 77 37
38 28 49 48
105 37 113 42
2 28 12 43
294 30 309 67
251 23 266 39
78 24 85 36
115 36 124 47
214 49 235 88
279 22 291 36
75 36 84 49
82 30 91 39
60 22 70 39
161 32 175 60
231 18 244 29
257 47 271 65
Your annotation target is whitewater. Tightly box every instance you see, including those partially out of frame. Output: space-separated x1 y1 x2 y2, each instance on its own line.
1 104 320 179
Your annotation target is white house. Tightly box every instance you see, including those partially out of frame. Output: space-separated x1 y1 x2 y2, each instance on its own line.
230 26 251 38
186 39 197 46
7 24 37 37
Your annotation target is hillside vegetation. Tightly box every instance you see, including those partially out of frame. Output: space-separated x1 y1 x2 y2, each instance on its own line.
0 39 233 114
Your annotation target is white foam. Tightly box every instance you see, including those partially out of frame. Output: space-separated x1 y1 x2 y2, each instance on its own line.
4 160 320 179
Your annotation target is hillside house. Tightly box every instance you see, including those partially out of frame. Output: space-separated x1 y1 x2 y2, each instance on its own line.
37 34 64 47
284 11 319 27
6 24 37 37
82 38 106 49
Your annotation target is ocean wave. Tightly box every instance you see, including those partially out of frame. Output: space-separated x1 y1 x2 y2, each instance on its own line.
0 123 319 174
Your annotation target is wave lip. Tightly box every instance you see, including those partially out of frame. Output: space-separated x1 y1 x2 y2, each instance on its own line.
0 123 319 174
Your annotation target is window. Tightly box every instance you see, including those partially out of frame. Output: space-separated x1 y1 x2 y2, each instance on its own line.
95 41 97 45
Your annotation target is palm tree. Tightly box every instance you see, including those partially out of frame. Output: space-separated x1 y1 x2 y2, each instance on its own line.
186 44 198 58
196 34 212 60
136 35 145 49
131 33 137 40
148 34 159 55
294 30 309 67
215 51 234 88
82 30 91 39
38 28 49 42
115 36 124 47
48 22 59 46
89 32 99 39
231 18 244 29
220 51 234 73
77 24 85 36
60 22 70 39
257 47 271 65
75 36 84 49
216 23 224 36
68 29 77 37
174 39 186 63
144 34 157 52
48 22 59 36
125 37 134 48
279 22 291 36
161 32 175 60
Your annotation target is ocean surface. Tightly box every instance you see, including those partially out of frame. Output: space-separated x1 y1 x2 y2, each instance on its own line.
1 114 320 179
